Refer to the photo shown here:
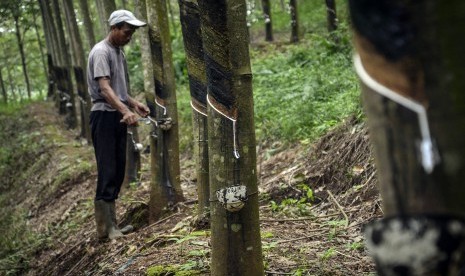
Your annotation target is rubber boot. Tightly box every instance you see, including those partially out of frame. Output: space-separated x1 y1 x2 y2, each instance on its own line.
94 200 124 240
109 201 134 235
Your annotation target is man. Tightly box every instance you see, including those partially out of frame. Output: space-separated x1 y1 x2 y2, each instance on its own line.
87 10 150 240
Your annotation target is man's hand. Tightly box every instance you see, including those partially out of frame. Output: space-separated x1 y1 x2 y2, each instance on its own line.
133 102 150 117
120 110 139 125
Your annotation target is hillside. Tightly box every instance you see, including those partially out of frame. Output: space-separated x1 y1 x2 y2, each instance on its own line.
0 101 381 275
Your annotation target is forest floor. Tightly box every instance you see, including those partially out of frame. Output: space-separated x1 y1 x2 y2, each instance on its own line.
2 101 382 275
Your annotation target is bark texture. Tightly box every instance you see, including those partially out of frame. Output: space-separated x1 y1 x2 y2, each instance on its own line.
198 0 264 275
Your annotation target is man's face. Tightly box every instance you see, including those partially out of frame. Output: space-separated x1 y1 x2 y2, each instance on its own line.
111 23 137 46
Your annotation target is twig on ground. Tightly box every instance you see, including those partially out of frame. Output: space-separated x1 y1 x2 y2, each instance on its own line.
275 232 327 244
327 190 349 228
145 212 181 229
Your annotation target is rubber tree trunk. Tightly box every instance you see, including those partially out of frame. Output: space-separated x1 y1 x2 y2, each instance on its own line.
289 0 299 43
38 0 58 101
261 0 273 42
63 0 92 141
325 0 337 33
349 1 465 274
134 0 160 197
96 0 116 35
77 0 97 50
197 0 264 275
51 0 78 129
146 0 184 223
13 15 32 100
178 0 210 225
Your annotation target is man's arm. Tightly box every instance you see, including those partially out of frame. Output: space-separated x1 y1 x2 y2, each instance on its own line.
98 77 139 125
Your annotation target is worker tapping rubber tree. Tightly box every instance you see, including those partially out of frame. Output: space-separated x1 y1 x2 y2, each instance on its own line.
87 10 149 240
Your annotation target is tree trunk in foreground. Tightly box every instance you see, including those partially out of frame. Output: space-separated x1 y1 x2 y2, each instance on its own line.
349 1 465 274
178 0 210 225
146 0 184 223
198 0 264 275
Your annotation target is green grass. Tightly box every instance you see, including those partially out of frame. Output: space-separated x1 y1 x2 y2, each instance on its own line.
251 22 362 143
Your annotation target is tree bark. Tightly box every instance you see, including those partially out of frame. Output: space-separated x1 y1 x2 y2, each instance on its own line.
178 0 210 224
349 1 465 274
146 0 184 222
261 0 273 42
289 0 299 43
77 0 97 50
197 0 264 275
63 0 92 141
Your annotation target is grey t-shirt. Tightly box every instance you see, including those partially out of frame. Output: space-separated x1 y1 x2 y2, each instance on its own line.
87 39 129 111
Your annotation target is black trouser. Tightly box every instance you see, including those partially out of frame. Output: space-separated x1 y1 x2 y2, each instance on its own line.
90 111 127 201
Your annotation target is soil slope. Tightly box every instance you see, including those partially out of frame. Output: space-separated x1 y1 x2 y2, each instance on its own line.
1 101 381 275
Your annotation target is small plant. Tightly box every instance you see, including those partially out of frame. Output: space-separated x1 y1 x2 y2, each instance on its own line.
320 247 336 261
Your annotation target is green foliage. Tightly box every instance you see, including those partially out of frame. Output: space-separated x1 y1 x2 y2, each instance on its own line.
319 247 336 261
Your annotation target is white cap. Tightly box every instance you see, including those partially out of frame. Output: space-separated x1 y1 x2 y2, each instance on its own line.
108 10 147 27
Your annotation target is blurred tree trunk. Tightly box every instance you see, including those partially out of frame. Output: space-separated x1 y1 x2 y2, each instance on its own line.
0 69 7 104
31 10 47 98
77 0 96 50
51 0 78 129
63 0 92 141
13 14 32 100
197 0 264 275
261 0 273 41
41 0 64 110
146 0 184 223
289 0 299 43
178 0 210 225
96 0 116 35
325 0 337 33
38 0 58 101
349 1 465 274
